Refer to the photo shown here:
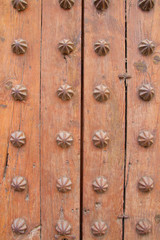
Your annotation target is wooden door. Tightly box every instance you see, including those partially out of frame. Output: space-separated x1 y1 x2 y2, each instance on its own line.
0 0 159 239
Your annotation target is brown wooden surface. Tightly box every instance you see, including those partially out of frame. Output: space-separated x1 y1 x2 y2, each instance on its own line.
83 1 125 239
41 0 81 239
0 0 41 239
1 0 160 239
125 1 160 239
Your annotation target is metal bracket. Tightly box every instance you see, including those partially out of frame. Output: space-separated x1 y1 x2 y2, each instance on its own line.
117 214 129 220
118 73 132 80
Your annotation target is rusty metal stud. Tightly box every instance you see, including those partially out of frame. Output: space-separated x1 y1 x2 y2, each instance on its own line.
10 131 26 148
138 39 155 56
92 176 108 193
56 131 73 148
138 130 154 148
138 0 154 11
94 40 110 56
92 130 109 148
91 221 107 236
12 0 28 11
12 39 27 55
58 39 74 55
55 236 75 240
136 219 152 235
57 84 74 101
12 218 27 234
139 83 154 101
59 0 74 9
11 85 27 101
138 176 154 192
94 0 110 11
56 177 72 193
11 176 27 191
56 220 72 235
93 84 110 102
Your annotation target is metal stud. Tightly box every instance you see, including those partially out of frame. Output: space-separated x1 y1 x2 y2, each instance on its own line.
59 0 74 9
10 131 26 148
12 0 28 11
56 131 73 148
93 84 110 102
91 221 107 236
136 219 152 235
12 39 27 55
138 176 154 192
138 130 154 148
139 83 154 101
55 236 75 240
11 85 28 101
58 39 74 55
92 176 108 193
12 218 27 234
55 220 75 240
94 40 110 56
56 220 72 235
57 84 74 101
11 176 27 191
138 39 155 56
56 177 72 192
138 0 154 11
94 0 110 11
92 130 109 148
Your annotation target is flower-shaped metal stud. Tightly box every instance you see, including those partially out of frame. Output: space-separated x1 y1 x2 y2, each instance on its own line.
56 220 72 235
136 219 152 235
56 131 73 148
12 0 28 11
59 0 74 9
94 0 110 11
12 218 27 234
10 131 26 148
56 177 72 192
138 130 154 148
138 176 154 192
94 40 110 56
57 84 74 101
139 83 154 101
93 84 110 102
55 235 75 240
91 221 107 236
58 39 74 55
12 39 27 55
92 176 108 193
11 85 28 101
11 176 27 191
138 0 154 11
92 130 109 148
138 39 155 56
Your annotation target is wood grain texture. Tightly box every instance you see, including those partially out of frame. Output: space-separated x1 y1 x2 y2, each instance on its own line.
41 0 81 239
0 0 41 239
125 1 160 239
83 1 125 239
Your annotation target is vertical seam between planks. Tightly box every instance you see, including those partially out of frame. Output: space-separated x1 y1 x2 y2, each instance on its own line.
122 0 128 239
39 0 43 238
80 0 84 238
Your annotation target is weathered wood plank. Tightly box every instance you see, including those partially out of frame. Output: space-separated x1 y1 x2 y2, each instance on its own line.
125 1 160 239
41 1 81 239
83 1 125 239
0 0 41 239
